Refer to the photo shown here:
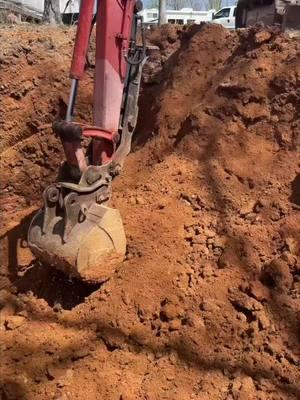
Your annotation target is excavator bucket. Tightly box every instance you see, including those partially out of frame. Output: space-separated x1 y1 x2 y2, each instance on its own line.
28 194 126 282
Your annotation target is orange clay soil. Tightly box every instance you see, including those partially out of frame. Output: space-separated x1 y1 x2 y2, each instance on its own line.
0 23 300 400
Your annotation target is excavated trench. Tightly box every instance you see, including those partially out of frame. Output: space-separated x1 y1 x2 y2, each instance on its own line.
0 23 300 400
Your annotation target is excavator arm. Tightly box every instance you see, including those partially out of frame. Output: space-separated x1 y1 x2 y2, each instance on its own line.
28 0 146 282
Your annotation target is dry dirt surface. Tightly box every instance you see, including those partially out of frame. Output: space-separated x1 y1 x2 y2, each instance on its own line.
0 23 300 400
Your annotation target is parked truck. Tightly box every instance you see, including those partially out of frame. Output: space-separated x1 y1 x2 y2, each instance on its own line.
211 5 237 30
236 0 300 35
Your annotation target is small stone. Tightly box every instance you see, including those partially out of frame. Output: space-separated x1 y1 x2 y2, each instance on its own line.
229 289 262 312
46 366 65 380
237 312 247 323
281 251 296 266
199 264 214 278
213 247 223 256
146 352 155 362
230 378 242 398
65 369 73 379
203 247 209 256
256 311 270 330
285 237 298 255
4 315 26 330
161 303 184 321
217 253 230 268
264 341 282 356
245 212 257 222
248 281 270 302
239 376 256 398
203 228 216 238
200 299 219 312
185 232 194 240
166 375 175 381
186 313 205 329
53 303 62 313
213 235 227 249
226 395 234 400
120 394 134 400
72 348 90 360
193 236 206 245
17 310 28 318
255 30 272 44
169 319 181 331
135 196 145 205
254 199 265 213
239 201 256 216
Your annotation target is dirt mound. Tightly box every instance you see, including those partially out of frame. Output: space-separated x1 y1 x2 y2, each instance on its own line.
0 25 93 237
1 23 300 399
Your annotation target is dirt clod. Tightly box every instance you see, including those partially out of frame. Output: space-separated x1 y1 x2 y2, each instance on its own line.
4 315 26 330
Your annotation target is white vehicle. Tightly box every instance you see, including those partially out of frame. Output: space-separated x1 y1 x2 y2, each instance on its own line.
139 8 215 26
212 5 237 29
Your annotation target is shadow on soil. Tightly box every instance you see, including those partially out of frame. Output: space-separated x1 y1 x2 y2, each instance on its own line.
290 173 300 206
1 310 300 399
2 214 100 310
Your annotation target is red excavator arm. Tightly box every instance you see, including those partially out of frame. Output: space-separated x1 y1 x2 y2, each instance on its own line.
28 0 146 282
